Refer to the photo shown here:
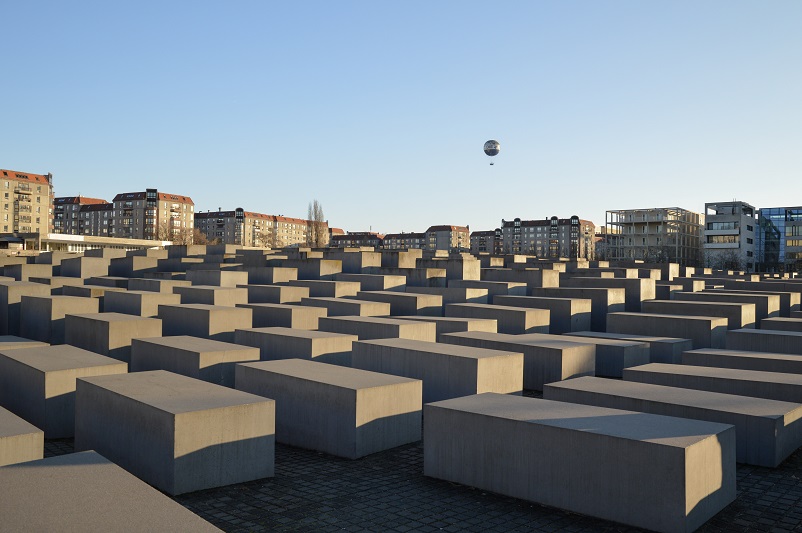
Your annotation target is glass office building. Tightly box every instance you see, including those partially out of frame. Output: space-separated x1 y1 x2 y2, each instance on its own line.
756 206 802 272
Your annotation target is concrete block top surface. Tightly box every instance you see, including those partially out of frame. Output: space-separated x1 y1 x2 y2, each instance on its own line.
515 332 646 348
396 316 497 326
0 405 43 438
612 311 728 322
626 363 802 385
357 338 522 360
444 330 589 349
236 326 357 341
134 335 258 353
686 348 802 363
567 331 690 344
731 328 802 338
322 316 430 326
0 335 49 349
67 312 162 324
160 303 246 313
428 393 732 447
0 344 126 372
0 451 222 532
78 370 274 414
239 358 420 389
547 376 802 418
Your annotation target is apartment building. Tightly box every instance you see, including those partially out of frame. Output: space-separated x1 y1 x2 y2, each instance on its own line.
78 202 115 237
605 207 703 266
383 232 426 250
330 232 384 248
112 189 194 240
0 168 54 236
756 206 802 273
470 229 501 254
53 196 109 235
500 216 596 259
703 201 757 271
195 209 328 248
426 225 469 252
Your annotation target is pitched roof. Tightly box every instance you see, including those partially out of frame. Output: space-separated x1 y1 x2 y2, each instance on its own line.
55 196 108 205
426 225 469 233
0 169 52 185
112 191 194 204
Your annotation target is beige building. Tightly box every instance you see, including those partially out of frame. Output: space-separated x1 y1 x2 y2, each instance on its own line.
500 216 595 259
53 196 109 235
605 207 703 266
0 168 54 236
112 189 194 241
195 209 328 248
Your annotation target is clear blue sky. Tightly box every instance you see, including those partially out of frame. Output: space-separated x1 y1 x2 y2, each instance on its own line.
2 1 800 233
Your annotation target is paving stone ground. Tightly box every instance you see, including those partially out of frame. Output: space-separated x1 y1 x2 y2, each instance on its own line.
44 434 802 532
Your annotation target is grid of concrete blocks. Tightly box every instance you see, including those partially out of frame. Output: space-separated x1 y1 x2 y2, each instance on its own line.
0 245 801 532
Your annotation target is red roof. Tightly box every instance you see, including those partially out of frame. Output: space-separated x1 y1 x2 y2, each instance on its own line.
55 196 108 205
0 169 52 185
112 191 194 205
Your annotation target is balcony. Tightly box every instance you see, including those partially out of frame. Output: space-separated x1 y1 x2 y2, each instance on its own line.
14 184 31 194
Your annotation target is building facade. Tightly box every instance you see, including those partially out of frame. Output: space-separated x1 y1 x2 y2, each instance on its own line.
425 225 469 252
53 196 109 235
78 202 115 237
112 190 194 241
0 168 54 236
330 232 384 248
703 201 757 272
195 209 328 248
756 206 802 273
604 207 703 266
383 232 426 250
500 216 595 259
470 229 501 254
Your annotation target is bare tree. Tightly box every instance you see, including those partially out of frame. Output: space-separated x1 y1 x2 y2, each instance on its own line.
192 228 219 245
306 200 327 248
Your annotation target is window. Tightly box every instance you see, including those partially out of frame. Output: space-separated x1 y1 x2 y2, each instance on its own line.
746 225 753 232
707 235 739 244
746 238 753 244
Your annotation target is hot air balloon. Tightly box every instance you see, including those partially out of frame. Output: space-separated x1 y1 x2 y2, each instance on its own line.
484 140 500 165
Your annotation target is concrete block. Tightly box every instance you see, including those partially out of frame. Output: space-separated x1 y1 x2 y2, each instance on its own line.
0 451 222 532
352 338 523 402
236 302 326 330
241 284 309 304
0 406 43 467
131 336 260 387
300 297 390 317
288 279 360 298
330 251 382 274
445 303 549 334
481 268 560 289
243 266 298 285
158 304 252 342
683 348 802 375
65 313 162 363
0 335 48 351
529 287 626 332
86 276 130 288
449 279 528 299
726 328 802 355
515 332 649 378
334 273 406 292
625 363 802 404
75 371 275 495
791 310 802 319
381 249 422 269
186 269 249 287
0 345 127 437
719 282 801 316
760 317 802 332
561 277 655 311
20 295 100 344
424 393 735 533
493 295 592 334
608 312 728 349
174 285 248 306
234 327 357 365
61 284 127 312
355 290 443 316
641 299 756 329
236 359 421 459
440 330 595 390
674 290 780 328
3 263 53 282
103 290 181 317
109 256 159 278
0 282 52 335
566 331 693 364
318 316 437 342
404 286 488 306
60 256 110 278
281 258 342 280
416 258 481 281
544 376 802 467
28 275 86 294
395 316 498 342
128 278 192 293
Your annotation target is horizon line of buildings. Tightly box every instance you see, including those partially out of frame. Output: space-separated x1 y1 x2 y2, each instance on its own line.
2 166 801 272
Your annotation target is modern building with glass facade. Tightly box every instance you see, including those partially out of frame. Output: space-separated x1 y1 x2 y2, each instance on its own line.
756 206 802 273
